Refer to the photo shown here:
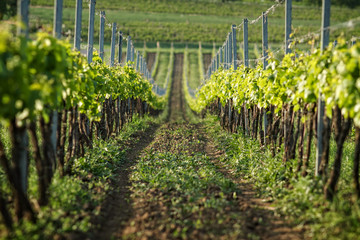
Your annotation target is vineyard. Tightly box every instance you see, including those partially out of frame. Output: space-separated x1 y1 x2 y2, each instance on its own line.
1 0 360 239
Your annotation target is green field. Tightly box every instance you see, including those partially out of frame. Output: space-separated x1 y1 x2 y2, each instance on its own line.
29 1 360 45
154 52 170 87
188 52 201 89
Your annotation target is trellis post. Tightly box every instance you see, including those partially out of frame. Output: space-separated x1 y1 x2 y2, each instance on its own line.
87 0 96 63
243 18 249 67
316 0 330 176
110 22 116 66
54 0 63 39
232 25 237 70
18 0 29 37
262 12 268 140
99 11 105 61
74 0 82 50
118 31 123 65
126 36 131 63
285 0 292 54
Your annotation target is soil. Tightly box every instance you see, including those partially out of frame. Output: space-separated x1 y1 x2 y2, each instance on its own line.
121 53 126 65
82 53 305 239
146 52 156 72
203 53 212 74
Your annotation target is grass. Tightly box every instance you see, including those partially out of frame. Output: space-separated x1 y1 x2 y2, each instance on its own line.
30 0 359 21
28 1 360 45
188 53 201 90
201 114 360 240
0 115 156 239
154 52 170 87
126 122 245 239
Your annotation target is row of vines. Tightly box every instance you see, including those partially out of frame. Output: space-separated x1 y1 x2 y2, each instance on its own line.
189 39 360 202
0 23 164 231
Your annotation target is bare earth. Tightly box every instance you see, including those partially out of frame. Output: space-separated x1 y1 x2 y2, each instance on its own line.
83 53 304 240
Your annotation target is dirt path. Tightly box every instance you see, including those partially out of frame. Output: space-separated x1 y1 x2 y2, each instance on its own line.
89 52 304 240
204 138 304 240
89 123 160 240
146 52 156 72
203 53 212 74
168 53 186 121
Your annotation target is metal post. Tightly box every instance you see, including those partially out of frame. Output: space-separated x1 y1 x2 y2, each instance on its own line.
220 47 223 67
118 31 123 65
51 0 65 173
262 12 268 69
87 0 96 63
139 55 142 73
132 45 135 62
321 0 331 52
136 51 140 71
243 18 249 67
229 99 232 127
285 0 292 54
142 57 145 74
17 0 29 37
262 12 268 140
74 0 82 50
228 34 232 68
110 22 116 67
16 0 30 194
232 25 237 70
316 0 330 176
99 11 105 61
216 51 220 70
54 0 63 39
224 41 228 70
229 32 233 68
126 36 131 63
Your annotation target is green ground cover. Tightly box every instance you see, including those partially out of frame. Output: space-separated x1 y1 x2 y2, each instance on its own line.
203 114 360 240
28 1 360 45
154 52 170 87
188 53 201 89
0 115 155 239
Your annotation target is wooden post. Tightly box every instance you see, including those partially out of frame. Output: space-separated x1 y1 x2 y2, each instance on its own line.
126 36 131 63
232 25 237 70
54 0 63 39
74 0 82 50
316 0 330 176
285 0 292 54
17 0 29 37
243 18 249 67
110 22 116 67
99 11 105 61
87 0 96 63
118 31 123 65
